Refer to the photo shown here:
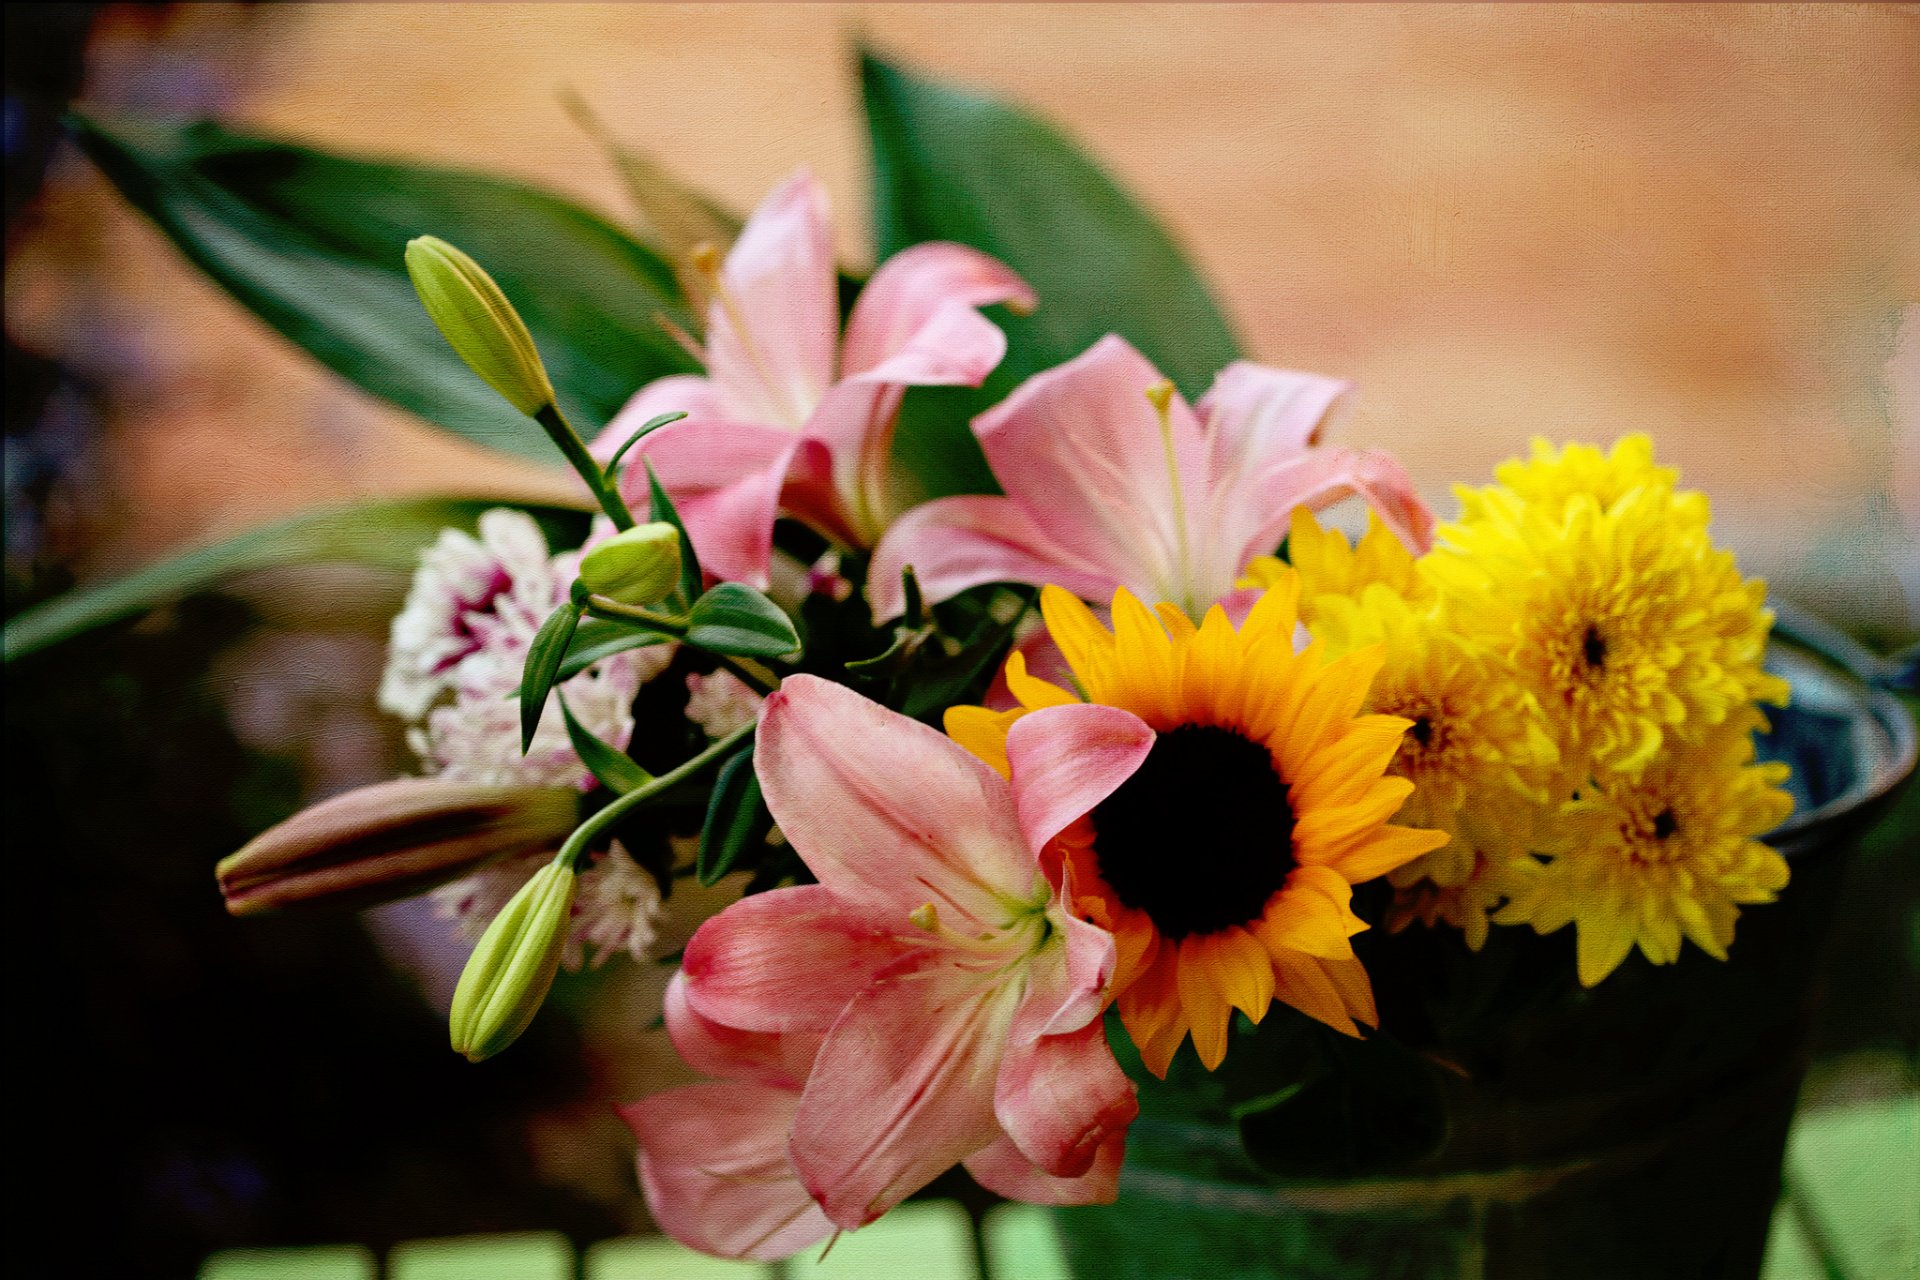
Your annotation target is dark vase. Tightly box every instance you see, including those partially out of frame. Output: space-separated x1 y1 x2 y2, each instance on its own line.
1051 612 1916 1280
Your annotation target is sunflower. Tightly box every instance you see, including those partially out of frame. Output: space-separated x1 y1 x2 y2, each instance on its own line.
945 575 1448 1076
1496 710 1793 985
1426 474 1786 775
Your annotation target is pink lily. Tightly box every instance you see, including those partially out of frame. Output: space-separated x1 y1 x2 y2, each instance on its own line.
870 334 1434 620
595 171 1034 587
622 675 1150 1252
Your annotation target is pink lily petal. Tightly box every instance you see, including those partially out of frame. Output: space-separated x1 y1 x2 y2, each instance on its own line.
794 378 907 548
868 495 1118 622
789 956 1018 1228
664 971 822 1089
706 171 837 430
963 1130 1126 1207
681 884 903 1035
972 335 1208 598
620 1082 834 1261
994 1018 1139 1179
841 242 1034 380
1004 703 1154 856
755 675 1037 928
593 374 726 466
1196 360 1354 476
1244 446 1434 558
1008 910 1118 1047
618 416 819 588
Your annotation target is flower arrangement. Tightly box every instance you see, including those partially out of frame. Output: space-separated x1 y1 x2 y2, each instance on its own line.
15 51 1836 1275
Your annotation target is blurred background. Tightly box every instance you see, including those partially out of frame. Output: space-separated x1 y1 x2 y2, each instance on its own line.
4 5 1915 1277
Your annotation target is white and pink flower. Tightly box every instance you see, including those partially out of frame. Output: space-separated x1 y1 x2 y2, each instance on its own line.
596 171 1034 588
620 675 1153 1257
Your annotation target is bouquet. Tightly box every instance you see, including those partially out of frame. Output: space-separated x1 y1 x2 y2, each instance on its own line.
20 51 1830 1275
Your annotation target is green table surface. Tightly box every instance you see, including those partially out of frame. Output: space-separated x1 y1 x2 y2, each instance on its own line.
200 1095 1917 1280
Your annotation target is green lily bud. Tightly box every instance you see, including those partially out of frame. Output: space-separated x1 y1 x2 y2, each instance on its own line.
448 852 577 1062
405 235 556 416
217 779 579 916
578 522 683 605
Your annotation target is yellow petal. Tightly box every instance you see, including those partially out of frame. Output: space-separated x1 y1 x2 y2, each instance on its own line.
1002 649 1077 711
1177 935 1234 1070
1272 950 1360 1037
1209 927 1277 1025
1040 585 1113 689
944 704 1021 777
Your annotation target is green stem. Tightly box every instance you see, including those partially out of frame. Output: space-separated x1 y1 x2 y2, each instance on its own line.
715 653 782 695
559 720 754 868
535 402 635 531
585 595 687 632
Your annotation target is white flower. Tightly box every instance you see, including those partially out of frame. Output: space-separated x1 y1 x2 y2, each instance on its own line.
431 844 662 973
381 508 673 790
683 669 764 741
564 847 665 969
379 509 559 721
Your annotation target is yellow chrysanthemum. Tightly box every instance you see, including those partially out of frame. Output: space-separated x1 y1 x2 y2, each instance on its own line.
1497 711 1793 985
1487 434 1676 517
1428 479 1787 775
1241 508 1429 626
945 576 1448 1077
1310 582 1562 949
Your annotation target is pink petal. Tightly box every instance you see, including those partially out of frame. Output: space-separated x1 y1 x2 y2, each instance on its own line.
972 334 1208 600
1008 912 1117 1046
868 495 1118 620
664 971 822 1089
993 1018 1138 1179
1004 703 1154 856
755 676 1037 928
1241 446 1435 564
707 171 838 429
793 378 907 548
618 415 803 588
963 1130 1126 1207
1196 361 1353 476
789 956 1016 1228
620 1082 834 1261
841 242 1033 380
681 884 903 1035
593 374 726 466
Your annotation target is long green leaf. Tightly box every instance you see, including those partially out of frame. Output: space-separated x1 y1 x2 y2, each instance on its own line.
698 747 772 886
2 498 589 662
861 52 1241 495
70 114 699 461
558 693 651 795
521 600 583 751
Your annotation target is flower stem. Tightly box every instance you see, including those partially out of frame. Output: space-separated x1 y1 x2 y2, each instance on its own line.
585 595 687 632
558 720 754 868
535 402 636 531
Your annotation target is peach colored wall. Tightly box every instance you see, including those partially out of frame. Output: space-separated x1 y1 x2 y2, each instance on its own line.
11 3 1918 634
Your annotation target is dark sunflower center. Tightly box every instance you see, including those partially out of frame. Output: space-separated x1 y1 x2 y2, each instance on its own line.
1652 808 1678 840
1089 724 1296 941
1409 715 1434 748
1582 624 1608 670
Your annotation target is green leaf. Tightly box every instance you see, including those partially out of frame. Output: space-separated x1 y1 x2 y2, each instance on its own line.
558 693 651 795
521 600 583 751
861 52 1241 495
555 617 671 682
685 584 802 660
698 747 772 885
70 113 699 461
645 462 705 605
2 497 588 662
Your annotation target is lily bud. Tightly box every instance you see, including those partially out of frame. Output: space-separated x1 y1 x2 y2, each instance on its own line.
405 235 556 416
448 853 577 1062
578 522 683 605
217 779 579 916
